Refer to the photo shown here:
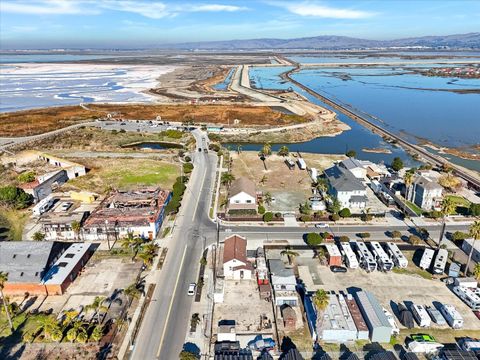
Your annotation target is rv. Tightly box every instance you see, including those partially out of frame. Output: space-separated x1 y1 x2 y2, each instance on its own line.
383 308 400 336
385 242 408 268
370 241 394 271
340 242 359 269
452 286 480 310
310 168 318 183
425 305 446 325
297 158 306 170
32 195 55 216
411 304 431 328
432 249 448 274
419 248 435 270
354 241 377 272
440 304 464 329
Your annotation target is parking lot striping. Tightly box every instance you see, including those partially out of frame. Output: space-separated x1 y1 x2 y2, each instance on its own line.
156 244 188 358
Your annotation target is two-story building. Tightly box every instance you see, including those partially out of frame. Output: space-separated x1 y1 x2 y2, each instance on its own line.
268 259 298 307
408 175 443 210
222 234 253 280
324 164 367 211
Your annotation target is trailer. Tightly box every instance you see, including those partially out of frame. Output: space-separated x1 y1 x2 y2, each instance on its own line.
432 248 448 274
419 248 435 270
452 286 480 310
340 242 359 269
309 168 318 183
325 244 343 266
370 241 394 271
440 304 464 329
425 305 446 325
32 194 55 216
382 308 400 336
354 241 377 272
385 242 408 268
410 304 431 328
297 158 306 170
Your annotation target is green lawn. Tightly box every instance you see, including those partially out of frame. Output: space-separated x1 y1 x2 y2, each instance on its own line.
67 158 180 193
445 194 471 214
392 266 432 280
0 209 29 241
406 201 423 216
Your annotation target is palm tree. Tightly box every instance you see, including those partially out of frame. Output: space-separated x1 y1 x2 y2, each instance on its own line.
85 296 108 324
474 263 480 281
280 246 299 266
313 289 329 312
236 145 242 154
259 175 268 185
316 178 328 194
441 197 456 218
61 310 79 328
71 220 81 240
90 325 104 342
263 192 273 207
465 221 480 275
124 283 142 304
35 315 60 340
32 231 46 241
76 329 88 343
404 172 413 200
0 271 14 332
51 328 63 342
277 145 289 157
362 208 372 222
138 243 158 267
66 320 84 342
120 233 145 261
259 143 272 170
221 172 235 188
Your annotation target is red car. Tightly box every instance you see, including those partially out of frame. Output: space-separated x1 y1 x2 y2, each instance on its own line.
474 311 480 320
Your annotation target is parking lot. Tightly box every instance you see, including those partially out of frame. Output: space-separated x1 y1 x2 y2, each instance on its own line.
295 252 479 331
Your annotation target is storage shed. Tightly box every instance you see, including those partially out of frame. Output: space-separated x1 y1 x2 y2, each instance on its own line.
354 291 393 343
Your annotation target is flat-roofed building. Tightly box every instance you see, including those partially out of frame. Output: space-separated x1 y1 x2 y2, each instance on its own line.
83 188 171 241
353 290 393 343
345 293 369 340
317 293 358 342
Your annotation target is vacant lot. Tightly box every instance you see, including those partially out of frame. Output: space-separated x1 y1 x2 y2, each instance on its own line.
22 127 191 152
228 151 343 211
0 104 308 137
65 158 179 193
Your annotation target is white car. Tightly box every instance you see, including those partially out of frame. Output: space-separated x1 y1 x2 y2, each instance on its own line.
60 202 73 211
187 283 196 296
315 223 328 228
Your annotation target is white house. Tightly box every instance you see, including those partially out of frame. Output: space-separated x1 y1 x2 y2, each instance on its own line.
222 235 253 280
408 175 443 210
269 259 298 307
340 158 367 180
228 177 257 213
324 165 367 212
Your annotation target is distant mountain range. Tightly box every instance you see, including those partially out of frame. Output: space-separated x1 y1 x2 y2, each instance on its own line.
158 33 480 50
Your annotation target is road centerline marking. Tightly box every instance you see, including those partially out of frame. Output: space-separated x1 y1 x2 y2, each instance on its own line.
156 244 188 358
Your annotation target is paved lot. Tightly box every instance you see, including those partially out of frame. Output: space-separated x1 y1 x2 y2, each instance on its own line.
296 255 480 330
213 279 274 334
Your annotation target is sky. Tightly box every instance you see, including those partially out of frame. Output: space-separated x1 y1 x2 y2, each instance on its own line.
1 0 479 49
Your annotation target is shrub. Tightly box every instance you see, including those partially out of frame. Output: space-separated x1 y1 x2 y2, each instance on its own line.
300 215 312 222
357 232 371 239
184 156 191 163
275 212 282 218
263 212 273 222
119 129 126 133
330 213 340 221
338 235 350 242
390 230 402 239
209 143 220 152
428 210 443 219
345 150 356 158
162 129 183 139
258 205 266 214
306 232 323 247
452 231 469 241
470 203 480 216
183 163 194 174
339 208 351 218
17 171 35 183
0 186 33 209
408 235 421 245
227 209 257 216
391 157 404 172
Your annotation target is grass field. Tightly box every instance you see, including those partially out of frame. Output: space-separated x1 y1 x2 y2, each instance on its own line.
0 104 308 137
0 311 49 341
0 209 29 241
406 201 424 216
66 158 180 193
445 194 471 214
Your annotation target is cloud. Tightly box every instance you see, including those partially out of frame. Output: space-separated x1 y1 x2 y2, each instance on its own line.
1 0 247 18
1 0 98 15
278 1 376 19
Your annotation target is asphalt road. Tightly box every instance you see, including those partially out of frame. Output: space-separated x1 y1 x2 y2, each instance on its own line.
130 129 217 360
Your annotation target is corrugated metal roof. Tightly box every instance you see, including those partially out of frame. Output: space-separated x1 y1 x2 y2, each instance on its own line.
354 291 391 329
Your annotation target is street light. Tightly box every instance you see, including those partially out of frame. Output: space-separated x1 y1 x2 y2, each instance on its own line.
105 220 111 250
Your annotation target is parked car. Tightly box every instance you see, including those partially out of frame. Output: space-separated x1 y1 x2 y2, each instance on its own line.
330 266 347 273
187 283 196 296
474 311 480 320
60 202 73 211
315 223 328 228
